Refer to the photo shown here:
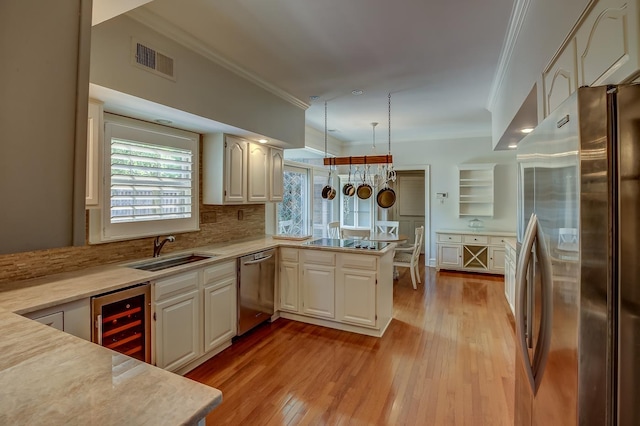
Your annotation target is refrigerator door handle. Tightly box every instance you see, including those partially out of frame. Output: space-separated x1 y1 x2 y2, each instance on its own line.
531 222 553 393
516 213 537 393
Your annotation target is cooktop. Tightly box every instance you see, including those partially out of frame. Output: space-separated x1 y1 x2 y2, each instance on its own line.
303 238 389 251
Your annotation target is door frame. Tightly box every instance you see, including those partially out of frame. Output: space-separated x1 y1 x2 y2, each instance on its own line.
391 165 430 265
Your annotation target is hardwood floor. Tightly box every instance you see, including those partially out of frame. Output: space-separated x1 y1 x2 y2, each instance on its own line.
187 259 515 425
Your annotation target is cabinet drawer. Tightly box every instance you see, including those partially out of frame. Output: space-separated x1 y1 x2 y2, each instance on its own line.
340 254 377 270
280 248 299 262
203 260 236 285
463 235 488 244
32 311 64 331
155 271 199 301
301 250 335 266
489 236 508 245
438 233 462 243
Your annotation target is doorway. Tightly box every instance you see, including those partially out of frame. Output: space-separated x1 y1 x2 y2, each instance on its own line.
391 171 425 253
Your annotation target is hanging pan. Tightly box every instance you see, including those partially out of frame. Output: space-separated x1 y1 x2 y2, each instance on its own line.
343 158 355 197
322 165 336 200
357 161 372 199
376 175 396 208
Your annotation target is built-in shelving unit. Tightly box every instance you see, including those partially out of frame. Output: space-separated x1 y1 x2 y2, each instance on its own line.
458 164 495 217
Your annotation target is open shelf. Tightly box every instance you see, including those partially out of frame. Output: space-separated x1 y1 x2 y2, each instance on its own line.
458 164 495 218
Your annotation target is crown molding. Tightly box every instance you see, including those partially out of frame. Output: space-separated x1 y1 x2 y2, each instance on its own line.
487 0 531 111
126 8 310 111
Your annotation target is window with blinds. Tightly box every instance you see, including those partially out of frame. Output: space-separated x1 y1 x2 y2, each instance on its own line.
89 114 199 244
110 139 193 223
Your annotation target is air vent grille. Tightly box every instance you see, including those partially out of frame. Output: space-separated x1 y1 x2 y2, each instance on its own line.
132 39 176 81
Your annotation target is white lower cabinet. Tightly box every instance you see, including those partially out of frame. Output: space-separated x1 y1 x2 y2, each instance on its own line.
488 246 506 274
154 260 237 373
24 298 91 340
203 262 237 352
436 230 515 275
336 267 376 327
437 244 463 269
155 287 201 372
279 248 393 337
301 263 335 319
280 261 300 312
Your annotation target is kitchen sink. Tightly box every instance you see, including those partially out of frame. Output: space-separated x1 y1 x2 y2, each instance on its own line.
128 254 215 272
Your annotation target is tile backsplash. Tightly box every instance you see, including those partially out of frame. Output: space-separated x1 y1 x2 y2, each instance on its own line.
0 204 264 285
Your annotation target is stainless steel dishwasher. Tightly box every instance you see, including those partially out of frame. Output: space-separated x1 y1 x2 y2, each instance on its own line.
237 249 276 335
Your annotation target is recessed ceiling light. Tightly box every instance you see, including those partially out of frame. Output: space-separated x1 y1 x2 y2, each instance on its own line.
508 143 518 149
258 139 268 144
352 89 363 96
309 95 320 101
520 127 534 134
155 119 172 125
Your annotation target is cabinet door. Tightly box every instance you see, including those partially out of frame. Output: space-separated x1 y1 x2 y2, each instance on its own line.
204 278 237 352
155 290 201 372
224 136 247 203
301 264 335 318
489 246 506 274
248 143 270 202
337 268 376 327
576 0 640 87
280 261 299 312
86 100 102 208
270 148 284 202
437 244 462 269
543 38 577 117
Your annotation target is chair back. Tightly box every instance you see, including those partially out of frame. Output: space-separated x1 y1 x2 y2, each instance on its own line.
341 228 370 240
327 221 341 238
279 219 293 234
376 220 399 235
411 226 424 260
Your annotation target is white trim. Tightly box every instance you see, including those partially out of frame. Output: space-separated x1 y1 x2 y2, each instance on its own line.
487 0 531 111
391 164 431 266
126 8 310 111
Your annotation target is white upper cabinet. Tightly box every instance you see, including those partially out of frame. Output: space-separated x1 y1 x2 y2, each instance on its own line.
248 143 270 202
544 39 578 116
543 0 640 118
576 0 640 87
225 136 249 203
270 148 284 202
203 134 285 204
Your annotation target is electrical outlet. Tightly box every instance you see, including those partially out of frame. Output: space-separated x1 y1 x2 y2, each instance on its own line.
238 209 244 221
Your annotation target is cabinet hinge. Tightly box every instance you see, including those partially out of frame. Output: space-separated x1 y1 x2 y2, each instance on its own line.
224 189 227 196
375 314 378 320
224 141 227 148
375 279 378 285
153 312 156 321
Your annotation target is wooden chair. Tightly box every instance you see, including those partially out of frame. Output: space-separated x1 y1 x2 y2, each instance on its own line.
393 226 424 289
341 228 370 240
375 220 399 235
327 221 341 239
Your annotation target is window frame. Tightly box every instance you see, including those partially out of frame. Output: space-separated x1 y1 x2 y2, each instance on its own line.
274 160 338 237
89 114 199 244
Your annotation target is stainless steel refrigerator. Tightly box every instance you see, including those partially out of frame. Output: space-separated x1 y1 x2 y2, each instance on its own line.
515 85 640 426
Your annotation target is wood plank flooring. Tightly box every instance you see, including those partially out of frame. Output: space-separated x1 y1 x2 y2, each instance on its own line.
187 260 515 425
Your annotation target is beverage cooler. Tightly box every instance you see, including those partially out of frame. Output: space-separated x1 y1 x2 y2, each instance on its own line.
91 283 151 363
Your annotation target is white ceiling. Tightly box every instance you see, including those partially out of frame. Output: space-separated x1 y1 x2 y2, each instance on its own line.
127 0 515 146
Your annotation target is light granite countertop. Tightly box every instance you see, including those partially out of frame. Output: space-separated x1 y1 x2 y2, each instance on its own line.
0 235 393 425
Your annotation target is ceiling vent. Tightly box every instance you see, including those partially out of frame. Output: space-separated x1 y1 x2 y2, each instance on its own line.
132 39 176 81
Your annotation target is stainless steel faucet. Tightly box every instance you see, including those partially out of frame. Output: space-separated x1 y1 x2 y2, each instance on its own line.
153 235 175 257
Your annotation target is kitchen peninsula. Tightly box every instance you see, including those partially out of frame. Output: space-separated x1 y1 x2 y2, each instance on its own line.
0 236 396 424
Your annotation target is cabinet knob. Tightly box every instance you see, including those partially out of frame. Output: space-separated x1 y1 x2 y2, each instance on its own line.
474 238 477 241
